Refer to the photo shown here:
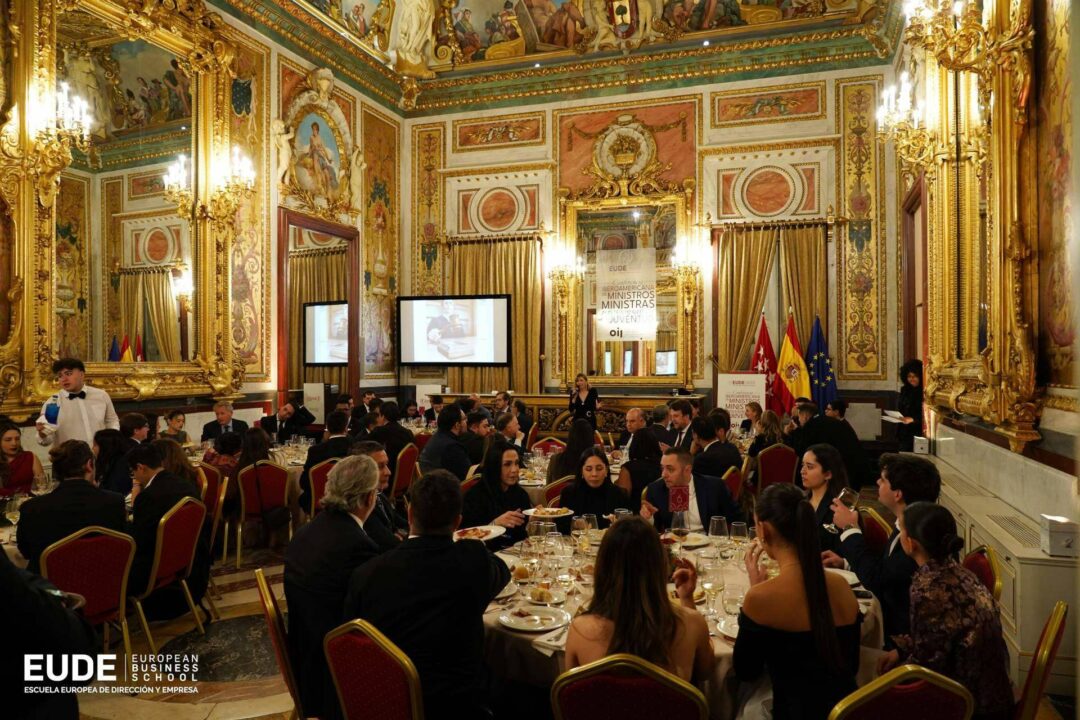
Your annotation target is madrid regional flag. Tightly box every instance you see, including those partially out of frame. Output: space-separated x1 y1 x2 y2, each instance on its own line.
775 312 810 414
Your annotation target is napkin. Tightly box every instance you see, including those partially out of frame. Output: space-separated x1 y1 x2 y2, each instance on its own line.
532 625 569 656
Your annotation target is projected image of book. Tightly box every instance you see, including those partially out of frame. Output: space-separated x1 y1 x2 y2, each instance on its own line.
304 301 348 366
656 350 677 375
438 338 476 359
397 295 510 367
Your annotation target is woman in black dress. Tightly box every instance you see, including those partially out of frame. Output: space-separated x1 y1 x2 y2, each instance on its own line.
568 373 600 428
616 427 662 513
747 410 784 458
800 443 847 554
897 358 924 452
462 439 529 549
559 447 629 529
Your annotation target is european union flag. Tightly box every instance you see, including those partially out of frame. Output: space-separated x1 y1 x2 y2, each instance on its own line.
805 316 838 409
107 335 121 362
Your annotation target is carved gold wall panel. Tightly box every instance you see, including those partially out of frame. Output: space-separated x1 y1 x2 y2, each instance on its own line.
411 122 445 297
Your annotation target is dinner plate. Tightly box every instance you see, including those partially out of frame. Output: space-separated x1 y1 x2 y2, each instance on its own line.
495 581 518 601
826 568 862 586
669 588 707 605
518 480 545 487
498 607 572 633
523 507 573 518
588 529 606 545
525 588 567 606
454 525 506 543
668 532 710 549
716 616 739 640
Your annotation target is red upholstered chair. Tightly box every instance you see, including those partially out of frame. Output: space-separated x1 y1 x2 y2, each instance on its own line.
236 460 291 568
962 545 1002 601
551 653 707 720
309 458 339 516
721 467 743 502
130 497 208 654
204 474 229 612
40 527 136 659
756 443 797 492
254 568 304 720
325 619 425 720
532 437 567 455
859 507 894 556
195 466 208 502
828 664 973 720
545 475 575 506
413 433 431 451
525 423 541 451
196 461 222 506
1014 601 1069 720
461 476 480 495
391 443 420 502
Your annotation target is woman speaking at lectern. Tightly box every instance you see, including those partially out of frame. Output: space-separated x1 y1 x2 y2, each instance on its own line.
569 373 600 429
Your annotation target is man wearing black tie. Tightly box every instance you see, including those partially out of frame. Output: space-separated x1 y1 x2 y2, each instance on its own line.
665 399 694 451
201 401 249 442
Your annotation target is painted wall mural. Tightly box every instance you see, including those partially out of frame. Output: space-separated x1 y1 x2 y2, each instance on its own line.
128 170 166 200
55 175 91 360
1035 0 1074 389
452 112 546 152
229 30 271 381
710 81 825 128
362 107 400 376
446 169 549 236
836 77 886 380
412 124 446 296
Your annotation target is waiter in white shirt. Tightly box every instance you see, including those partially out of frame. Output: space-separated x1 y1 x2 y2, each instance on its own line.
36 358 120 446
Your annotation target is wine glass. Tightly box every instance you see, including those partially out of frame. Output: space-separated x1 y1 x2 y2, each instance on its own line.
31 474 48 496
823 487 861 534
4 497 20 528
612 508 631 523
670 511 690 559
730 521 749 545
570 516 588 552
700 560 724 618
721 587 745 617
583 514 600 544
708 516 729 558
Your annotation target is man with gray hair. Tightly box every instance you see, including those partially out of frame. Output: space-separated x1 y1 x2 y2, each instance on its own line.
284 454 381 718
200 400 249 442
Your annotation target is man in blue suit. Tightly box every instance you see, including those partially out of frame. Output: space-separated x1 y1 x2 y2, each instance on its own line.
640 447 741 532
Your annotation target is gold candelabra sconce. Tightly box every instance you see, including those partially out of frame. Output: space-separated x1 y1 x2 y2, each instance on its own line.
164 145 256 231
546 245 585 319
876 70 940 177
29 81 94 208
672 213 711 316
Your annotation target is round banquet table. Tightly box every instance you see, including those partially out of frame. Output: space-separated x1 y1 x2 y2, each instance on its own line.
1 525 26 568
270 449 306 511
483 546 884 720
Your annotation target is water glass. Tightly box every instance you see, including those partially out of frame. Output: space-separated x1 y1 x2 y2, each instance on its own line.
730 521 749 545
700 560 725 617
570 515 588 551
708 516 728 557
613 508 631 523
582 514 599 544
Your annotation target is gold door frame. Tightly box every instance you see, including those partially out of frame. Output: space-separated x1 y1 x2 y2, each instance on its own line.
0 0 241 407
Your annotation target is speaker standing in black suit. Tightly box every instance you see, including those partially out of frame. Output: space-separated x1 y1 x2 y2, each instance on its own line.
344 470 510 719
822 453 941 645
285 454 382 720
16 440 127 574
665 399 694 451
259 398 315 444
640 447 741 532
691 410 742 481
367 401 415 489
298 411 353 515
200 401 249 442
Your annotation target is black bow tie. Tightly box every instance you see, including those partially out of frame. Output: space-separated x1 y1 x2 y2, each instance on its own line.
68 391 86 400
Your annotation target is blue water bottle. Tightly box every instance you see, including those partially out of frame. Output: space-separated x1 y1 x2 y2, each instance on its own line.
44 396 60 425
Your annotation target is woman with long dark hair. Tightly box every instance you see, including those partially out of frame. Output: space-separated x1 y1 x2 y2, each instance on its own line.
747 410 784 458
558 447 629 528
461 439 529 548
93 428 133 495
237 426 272 472
568 373 600 428
877 503 1013 719
801 443 847 553
547 418 598 483
897 358 924 452
615 427 662 513
152 437 200 489
0 423 43 497
565 516 713 681
734 483 861 719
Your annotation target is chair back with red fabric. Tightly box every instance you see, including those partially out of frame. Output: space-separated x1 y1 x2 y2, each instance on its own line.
40 527 135 626
1014 601 1069 720
195 467 208 501
461 476 480 495
198 462 221 519
961 545 1001 601
139 497 206 597
859 507 893 556
533 437 566 455
545 475 575 505
551 653 707 720
309 458 339 515
413 433 431 451
254 568 304 720
391 443 419 501
324 619 425 720
525 423 541 450
756 443 797 491
237 461 290 520
827 664 973 720
721 467 743 502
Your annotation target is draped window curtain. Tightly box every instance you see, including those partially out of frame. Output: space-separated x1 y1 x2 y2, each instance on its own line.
118 274 143 352
714 225 779 372
117 270 181 361
446 237 542 394
287 251 347 390
779 224 828 349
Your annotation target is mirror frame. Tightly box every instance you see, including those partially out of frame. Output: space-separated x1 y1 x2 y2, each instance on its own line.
554 184 697 389
0 0 240 408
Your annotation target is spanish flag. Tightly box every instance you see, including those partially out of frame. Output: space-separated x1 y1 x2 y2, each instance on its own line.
775 312 810 414
119 335 133 363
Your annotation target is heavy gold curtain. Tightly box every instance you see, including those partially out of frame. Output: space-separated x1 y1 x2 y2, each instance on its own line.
117 273 143 350
779 224 827 348
715 226 779 371
446 238 542 394
287 250 347 389
142 270 180 361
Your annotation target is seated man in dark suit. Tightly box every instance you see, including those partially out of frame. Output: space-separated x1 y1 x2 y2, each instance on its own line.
284 454 382 719
127 443 204 603
350 440 408 551
259 397 315 444
823 453 941 644
649 403 674 446
417 405 471 482
299 411 352 514
423 394 444 425
691 410 742 481
200 401 249 442
17 440 126 574
640 447 741 532
459 411 491 466
367 401 415 490
664 399 694 451
616 407 647 450
344 470 510 719
494 410 524 449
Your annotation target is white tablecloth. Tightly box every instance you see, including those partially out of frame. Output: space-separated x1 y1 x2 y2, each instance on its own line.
1 525 26 568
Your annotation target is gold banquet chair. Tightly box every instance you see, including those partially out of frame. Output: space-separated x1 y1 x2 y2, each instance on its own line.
827 664 973 720
254 567 305 720
324 619 425 720
551 653 707 720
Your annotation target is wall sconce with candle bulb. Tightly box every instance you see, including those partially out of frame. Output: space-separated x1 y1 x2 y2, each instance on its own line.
27 81 94 209
876 69 939 178
163 144 256 231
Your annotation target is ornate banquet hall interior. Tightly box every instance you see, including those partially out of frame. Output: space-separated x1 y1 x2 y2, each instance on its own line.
2 0 1079 718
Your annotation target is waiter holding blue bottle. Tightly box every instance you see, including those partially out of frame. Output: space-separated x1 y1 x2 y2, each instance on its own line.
36 358 119 446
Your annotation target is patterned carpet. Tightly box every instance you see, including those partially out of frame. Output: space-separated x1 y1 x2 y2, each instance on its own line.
159 614 284 682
